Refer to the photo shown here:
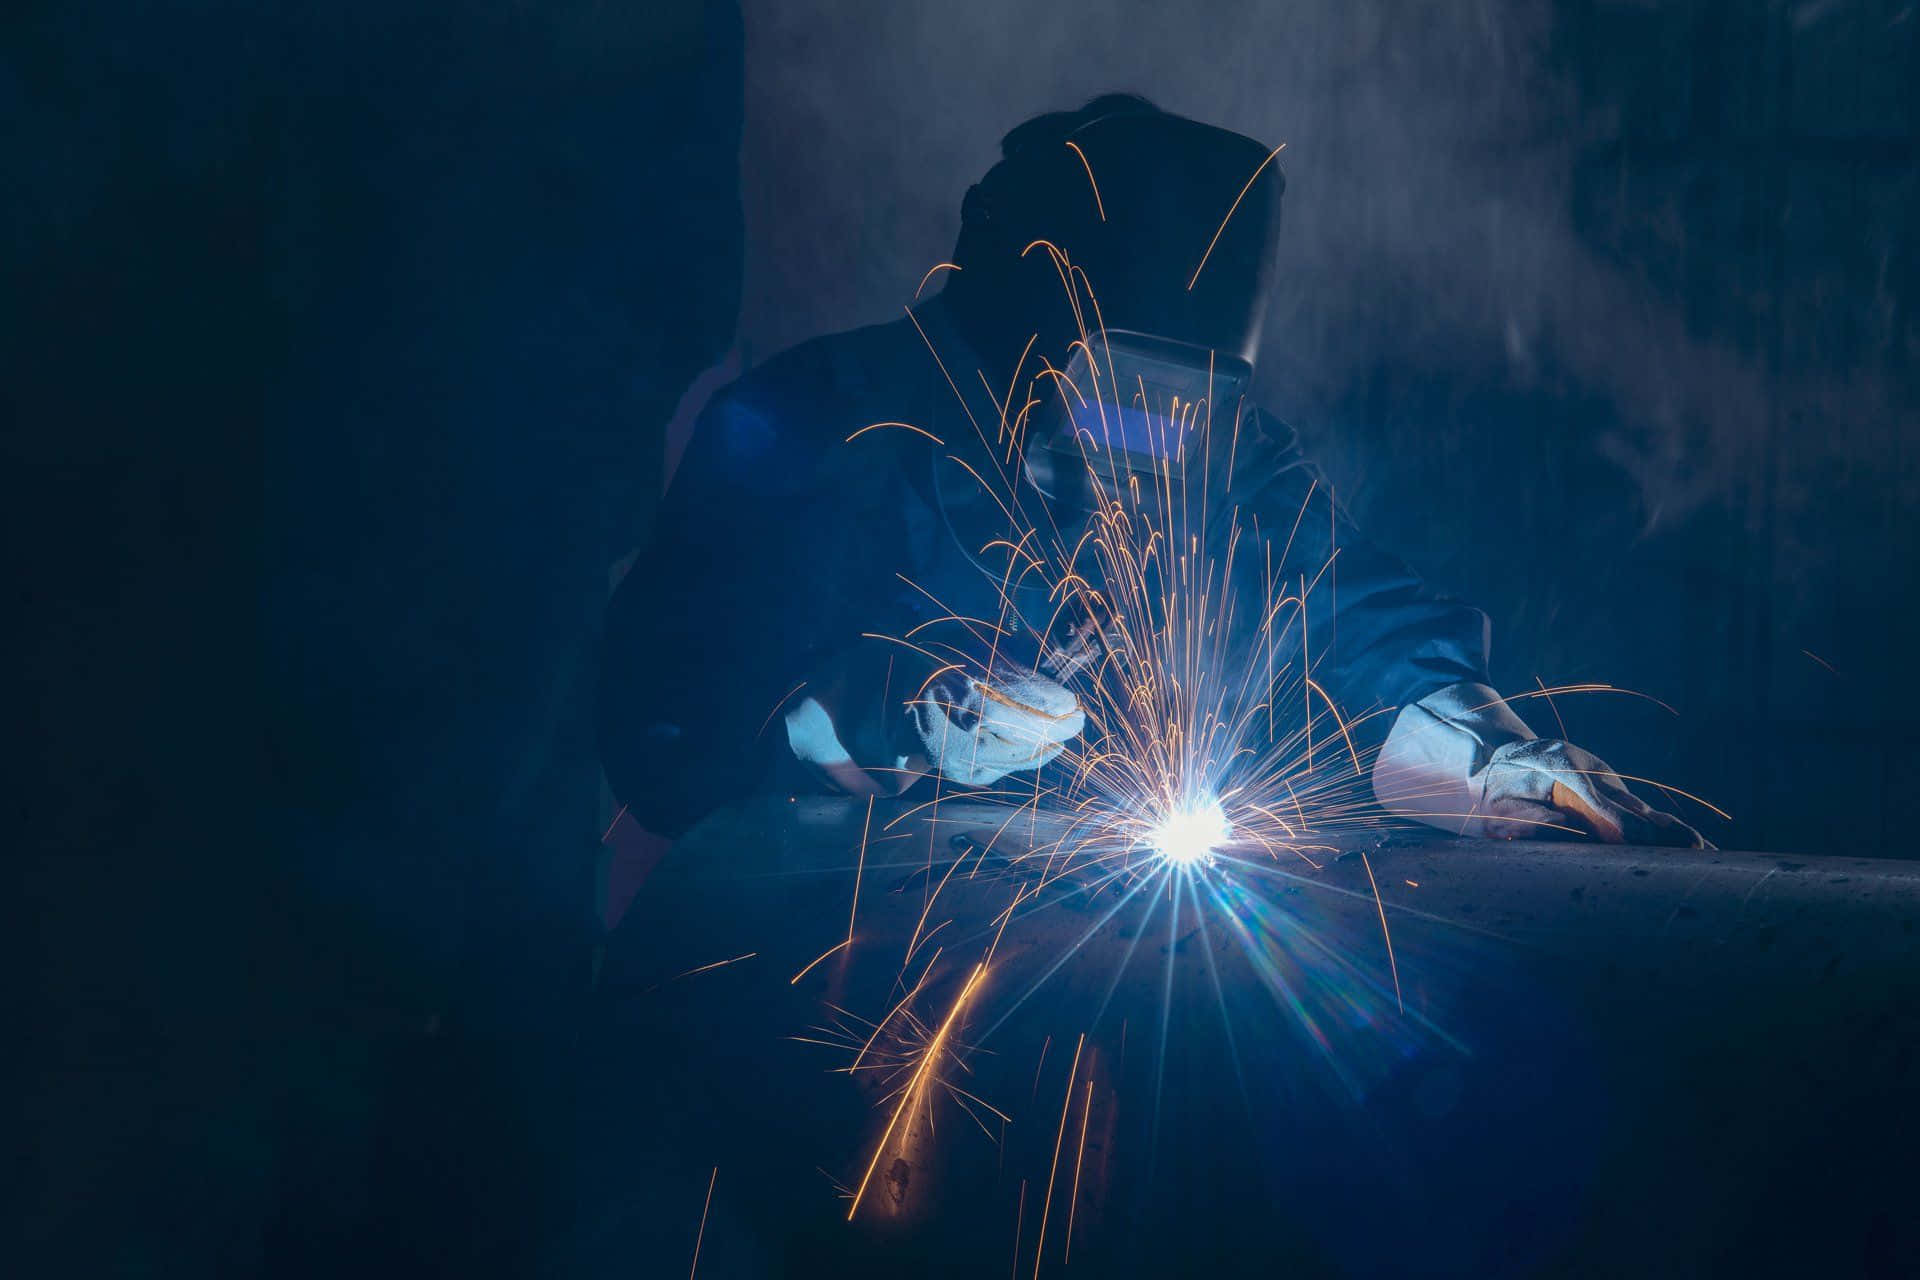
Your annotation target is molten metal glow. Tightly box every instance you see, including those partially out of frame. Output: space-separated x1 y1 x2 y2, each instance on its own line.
1148 798 1231 868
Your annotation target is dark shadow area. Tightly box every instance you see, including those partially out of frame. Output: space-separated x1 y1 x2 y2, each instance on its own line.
12 1 740 1273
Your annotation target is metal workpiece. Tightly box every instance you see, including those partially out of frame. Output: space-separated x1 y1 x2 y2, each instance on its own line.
576 796 1920 1276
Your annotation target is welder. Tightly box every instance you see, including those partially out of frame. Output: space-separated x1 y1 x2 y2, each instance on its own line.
599 94 1704 849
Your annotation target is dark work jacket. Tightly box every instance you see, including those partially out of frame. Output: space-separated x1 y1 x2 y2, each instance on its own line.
600 297 1491 836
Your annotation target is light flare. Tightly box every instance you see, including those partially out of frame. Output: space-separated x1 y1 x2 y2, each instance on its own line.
1145 795 1231 869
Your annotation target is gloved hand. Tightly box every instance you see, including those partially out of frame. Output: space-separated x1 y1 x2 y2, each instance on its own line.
1372 682 1707 848
784 641 1084 794
907 666 1085 786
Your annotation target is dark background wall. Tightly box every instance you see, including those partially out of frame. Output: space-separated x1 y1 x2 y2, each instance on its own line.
11 1 740 1273
734 0 1918 859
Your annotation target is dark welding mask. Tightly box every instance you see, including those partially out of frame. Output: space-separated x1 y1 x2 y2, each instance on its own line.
940 98 1282 531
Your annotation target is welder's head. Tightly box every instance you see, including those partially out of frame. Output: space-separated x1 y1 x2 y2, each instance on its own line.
937 96 1284 539
943 94 1284 384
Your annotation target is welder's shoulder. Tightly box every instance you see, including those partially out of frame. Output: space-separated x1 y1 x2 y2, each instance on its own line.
694 321 915 498
1240 406 1307 460
1213 406 1315 486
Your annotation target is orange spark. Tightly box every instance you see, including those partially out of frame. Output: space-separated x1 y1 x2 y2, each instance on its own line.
847 420 944 445
1065 1076 1094 1264
753 679 809 739
848 963 987 1221
689 1166 717 1280
791 937 851 985
1010 1180 1028 1279
914 261 961 299
1187 143 1285 290
1032 1033 1084 1278
850 795 873 943
1359 852 1402 1013
664 952 757 985
1063 140 1106 221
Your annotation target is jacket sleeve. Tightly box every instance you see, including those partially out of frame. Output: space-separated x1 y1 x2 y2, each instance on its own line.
597 381 904 836
1228 412 1491 739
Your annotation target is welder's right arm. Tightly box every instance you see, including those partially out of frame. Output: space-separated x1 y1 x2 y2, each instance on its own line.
597 391 896 836
600 387 1085 834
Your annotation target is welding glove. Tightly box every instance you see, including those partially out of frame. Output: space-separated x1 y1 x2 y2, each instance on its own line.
906 666 1085 787
1371 682 1706 848
784 641 1084 795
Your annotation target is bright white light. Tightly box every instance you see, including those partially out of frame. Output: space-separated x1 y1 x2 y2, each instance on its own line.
1149 798 1231 868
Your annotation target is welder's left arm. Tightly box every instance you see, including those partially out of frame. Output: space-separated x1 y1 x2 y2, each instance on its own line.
1230 413 1703 848
1370 682 1707 847
1229 413 1494 721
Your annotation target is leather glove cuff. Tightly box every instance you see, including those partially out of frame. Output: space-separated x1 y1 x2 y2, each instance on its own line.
1371 681 1537 832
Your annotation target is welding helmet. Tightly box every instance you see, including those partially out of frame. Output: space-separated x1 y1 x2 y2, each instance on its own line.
941 97 1282 521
